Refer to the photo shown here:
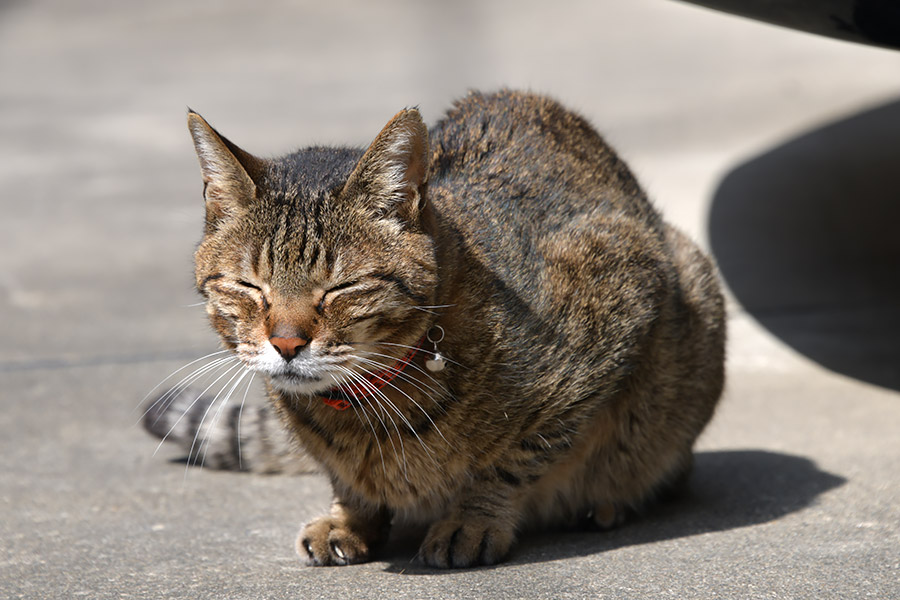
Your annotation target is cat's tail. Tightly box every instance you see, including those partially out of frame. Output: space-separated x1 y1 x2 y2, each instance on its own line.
142 387 317 475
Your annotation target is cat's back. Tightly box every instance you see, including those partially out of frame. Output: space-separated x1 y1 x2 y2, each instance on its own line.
428 90 659 232
427 89 668 313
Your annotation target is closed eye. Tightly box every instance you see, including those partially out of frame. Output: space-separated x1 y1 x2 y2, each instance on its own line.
237 280 262 291
234 280 269 310
318 279 381 314
320 271 422 311
326 280 362 295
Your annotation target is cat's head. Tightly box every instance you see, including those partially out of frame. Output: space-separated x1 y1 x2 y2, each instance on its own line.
187 109 437 396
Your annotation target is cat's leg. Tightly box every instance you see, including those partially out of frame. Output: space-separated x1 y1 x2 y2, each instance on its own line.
298 499 391 566
418 471 522 568
581 440 695 532
417 415 615 567
586 501 628 530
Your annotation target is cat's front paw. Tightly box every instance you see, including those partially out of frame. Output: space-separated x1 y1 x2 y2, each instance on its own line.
297 515 373 566
419 516 516 568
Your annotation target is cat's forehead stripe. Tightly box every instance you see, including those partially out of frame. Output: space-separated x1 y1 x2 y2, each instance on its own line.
258 197 333 291
254 237 271 280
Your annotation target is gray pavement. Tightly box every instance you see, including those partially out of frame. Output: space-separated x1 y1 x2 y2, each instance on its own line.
2 1 899 598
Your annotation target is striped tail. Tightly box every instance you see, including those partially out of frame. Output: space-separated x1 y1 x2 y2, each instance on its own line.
142 387 317 474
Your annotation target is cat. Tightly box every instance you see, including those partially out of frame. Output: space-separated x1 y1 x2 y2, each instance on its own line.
174 89 726 568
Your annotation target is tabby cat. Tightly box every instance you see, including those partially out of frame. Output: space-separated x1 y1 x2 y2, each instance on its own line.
176 90 725 568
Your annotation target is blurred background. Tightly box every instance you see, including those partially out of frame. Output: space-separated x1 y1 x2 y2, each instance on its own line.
2 0 898 597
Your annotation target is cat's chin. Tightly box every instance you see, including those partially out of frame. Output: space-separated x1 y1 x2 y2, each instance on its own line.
267 372 335 395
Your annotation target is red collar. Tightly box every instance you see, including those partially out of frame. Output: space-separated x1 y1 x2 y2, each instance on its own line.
319 338 424 410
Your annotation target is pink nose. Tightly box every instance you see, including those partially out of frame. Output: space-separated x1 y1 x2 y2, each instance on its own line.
269 336 308 361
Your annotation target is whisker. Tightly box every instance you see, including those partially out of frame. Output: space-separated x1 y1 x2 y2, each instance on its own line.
139 356 238 429
354 351 448 402
136 349 233 414
353 369 417 437
197 367 252 472
336 366 407 473
236 371 256 470
353 353 443 410
154 359 243 457
331 371 371 448
374 341 466 368
342 362 422 446
353 359 444 457
358 357 449 443
183 361 247 476
349 374 412 480
142 356 236 420
335 366 388 476
361 348 454 402
198 365 252 461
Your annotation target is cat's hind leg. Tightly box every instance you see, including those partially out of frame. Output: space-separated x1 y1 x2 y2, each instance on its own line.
581 445 695 532
586 501 628 530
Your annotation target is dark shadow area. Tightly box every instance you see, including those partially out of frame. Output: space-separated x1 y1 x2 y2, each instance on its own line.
382 450 845 572
677 0 900 50
709 99 900 390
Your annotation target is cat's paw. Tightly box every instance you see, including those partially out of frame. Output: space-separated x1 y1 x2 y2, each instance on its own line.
587 501 627 530
297 515 373 566
419 516 516 568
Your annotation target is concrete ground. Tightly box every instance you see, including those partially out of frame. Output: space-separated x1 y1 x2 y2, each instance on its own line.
2 1 898 598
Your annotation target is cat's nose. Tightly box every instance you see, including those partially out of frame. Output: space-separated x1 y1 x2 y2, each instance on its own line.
269 336 308 361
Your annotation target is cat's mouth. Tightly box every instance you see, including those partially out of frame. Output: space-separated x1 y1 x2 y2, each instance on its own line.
234 343 342 394
268 371 335 395
278 373 322 384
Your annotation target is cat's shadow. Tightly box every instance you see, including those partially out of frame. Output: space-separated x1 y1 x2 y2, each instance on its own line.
379 449 845 573
709 98 900 391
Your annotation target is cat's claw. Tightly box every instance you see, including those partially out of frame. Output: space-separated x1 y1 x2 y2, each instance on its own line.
297 516 371 566
419 517 516 568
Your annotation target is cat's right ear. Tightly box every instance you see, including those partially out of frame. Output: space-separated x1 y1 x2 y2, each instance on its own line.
187 111 264 229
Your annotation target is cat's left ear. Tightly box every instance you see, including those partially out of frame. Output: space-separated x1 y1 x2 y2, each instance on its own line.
344 108 429 224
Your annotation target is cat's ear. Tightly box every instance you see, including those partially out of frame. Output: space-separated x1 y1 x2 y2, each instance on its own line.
344 108 429 224
187 111 264 229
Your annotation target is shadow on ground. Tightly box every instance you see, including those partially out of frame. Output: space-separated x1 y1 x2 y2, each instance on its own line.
709 99 900 390
381 449 845 572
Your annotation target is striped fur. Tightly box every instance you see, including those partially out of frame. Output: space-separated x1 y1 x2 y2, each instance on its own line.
174 90 726 568
143 386 316 474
